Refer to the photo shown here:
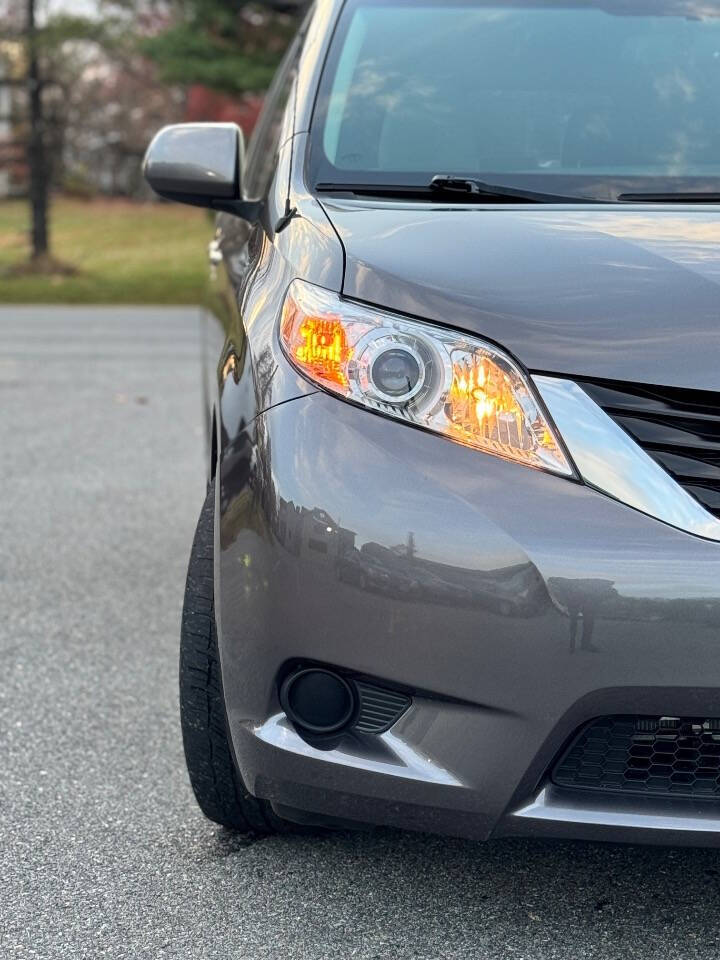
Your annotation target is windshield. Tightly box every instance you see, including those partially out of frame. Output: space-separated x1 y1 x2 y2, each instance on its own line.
309 0 720 201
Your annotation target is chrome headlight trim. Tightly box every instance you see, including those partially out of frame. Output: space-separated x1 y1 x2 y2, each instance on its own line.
534 375 720 543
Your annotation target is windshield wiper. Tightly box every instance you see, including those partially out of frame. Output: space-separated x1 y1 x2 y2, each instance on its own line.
316 175 597 204
617 191 720 203
429 175 592 203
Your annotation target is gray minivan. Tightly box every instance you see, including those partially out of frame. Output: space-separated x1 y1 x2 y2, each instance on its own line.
144 0 720 845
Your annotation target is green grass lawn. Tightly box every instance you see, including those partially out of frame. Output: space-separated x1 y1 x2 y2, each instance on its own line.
0 198 213 304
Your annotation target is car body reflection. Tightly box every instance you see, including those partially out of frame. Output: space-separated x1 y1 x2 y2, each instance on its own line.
270 496 548 616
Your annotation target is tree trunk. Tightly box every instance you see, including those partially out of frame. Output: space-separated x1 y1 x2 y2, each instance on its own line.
27 0 49 260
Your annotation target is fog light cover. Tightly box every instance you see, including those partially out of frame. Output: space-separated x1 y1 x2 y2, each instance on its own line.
280 280 572 476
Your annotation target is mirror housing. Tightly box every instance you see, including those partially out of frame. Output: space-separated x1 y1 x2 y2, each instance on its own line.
143 123 261 220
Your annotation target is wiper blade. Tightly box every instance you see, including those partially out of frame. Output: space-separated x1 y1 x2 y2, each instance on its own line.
617 191 720 203
429 175 592 204
316 176 597 204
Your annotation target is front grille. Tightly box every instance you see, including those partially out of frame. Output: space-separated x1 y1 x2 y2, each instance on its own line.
553 716 720 800
580 378 720 519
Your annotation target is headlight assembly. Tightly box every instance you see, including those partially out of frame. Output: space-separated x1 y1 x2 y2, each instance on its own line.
280 280 573 477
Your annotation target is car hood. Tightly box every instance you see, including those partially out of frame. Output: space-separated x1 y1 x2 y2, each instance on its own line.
321 200 720 391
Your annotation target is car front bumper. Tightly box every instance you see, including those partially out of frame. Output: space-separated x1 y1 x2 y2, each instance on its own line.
216 391 720 844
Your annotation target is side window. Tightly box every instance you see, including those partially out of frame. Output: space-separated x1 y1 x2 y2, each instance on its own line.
244 37 301 199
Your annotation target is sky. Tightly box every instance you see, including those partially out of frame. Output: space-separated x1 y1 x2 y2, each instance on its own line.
46 0 101 13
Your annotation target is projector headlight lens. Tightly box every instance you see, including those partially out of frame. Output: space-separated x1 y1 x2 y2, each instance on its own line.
370 346 423 401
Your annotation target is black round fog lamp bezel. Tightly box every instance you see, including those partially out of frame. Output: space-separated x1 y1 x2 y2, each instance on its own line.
279 668 358 735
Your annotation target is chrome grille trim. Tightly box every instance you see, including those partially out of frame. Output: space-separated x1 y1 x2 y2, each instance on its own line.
534 375 720 542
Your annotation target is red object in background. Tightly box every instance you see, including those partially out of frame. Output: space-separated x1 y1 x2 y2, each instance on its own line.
184 86 265 137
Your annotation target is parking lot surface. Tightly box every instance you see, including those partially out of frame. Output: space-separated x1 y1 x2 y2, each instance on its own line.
3 307 720 960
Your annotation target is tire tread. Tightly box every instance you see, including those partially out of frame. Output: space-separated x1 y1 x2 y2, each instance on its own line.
179 482 292 834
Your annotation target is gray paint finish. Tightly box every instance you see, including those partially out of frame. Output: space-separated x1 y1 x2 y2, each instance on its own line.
218 387 720 844
139 0 720 847
144 123 242 199
203 71 720 844
323 199 720 391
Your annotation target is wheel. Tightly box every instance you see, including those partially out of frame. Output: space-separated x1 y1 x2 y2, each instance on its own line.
179 481 300 833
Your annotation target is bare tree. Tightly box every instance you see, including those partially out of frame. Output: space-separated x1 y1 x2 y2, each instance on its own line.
26 0 48 261
7 1 135 273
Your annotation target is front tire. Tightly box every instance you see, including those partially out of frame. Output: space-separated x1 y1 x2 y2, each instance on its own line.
179 481 297 833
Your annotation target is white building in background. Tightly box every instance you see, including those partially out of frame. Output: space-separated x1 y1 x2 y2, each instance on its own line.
0 38 24 199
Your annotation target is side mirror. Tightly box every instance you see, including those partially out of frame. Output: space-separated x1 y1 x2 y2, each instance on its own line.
143 123 261 220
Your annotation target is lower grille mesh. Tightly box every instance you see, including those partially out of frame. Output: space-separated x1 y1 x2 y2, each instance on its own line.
354 682 411 734
553 716 720 800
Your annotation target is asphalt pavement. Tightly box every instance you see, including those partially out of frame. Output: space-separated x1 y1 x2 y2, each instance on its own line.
3 306 720 960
